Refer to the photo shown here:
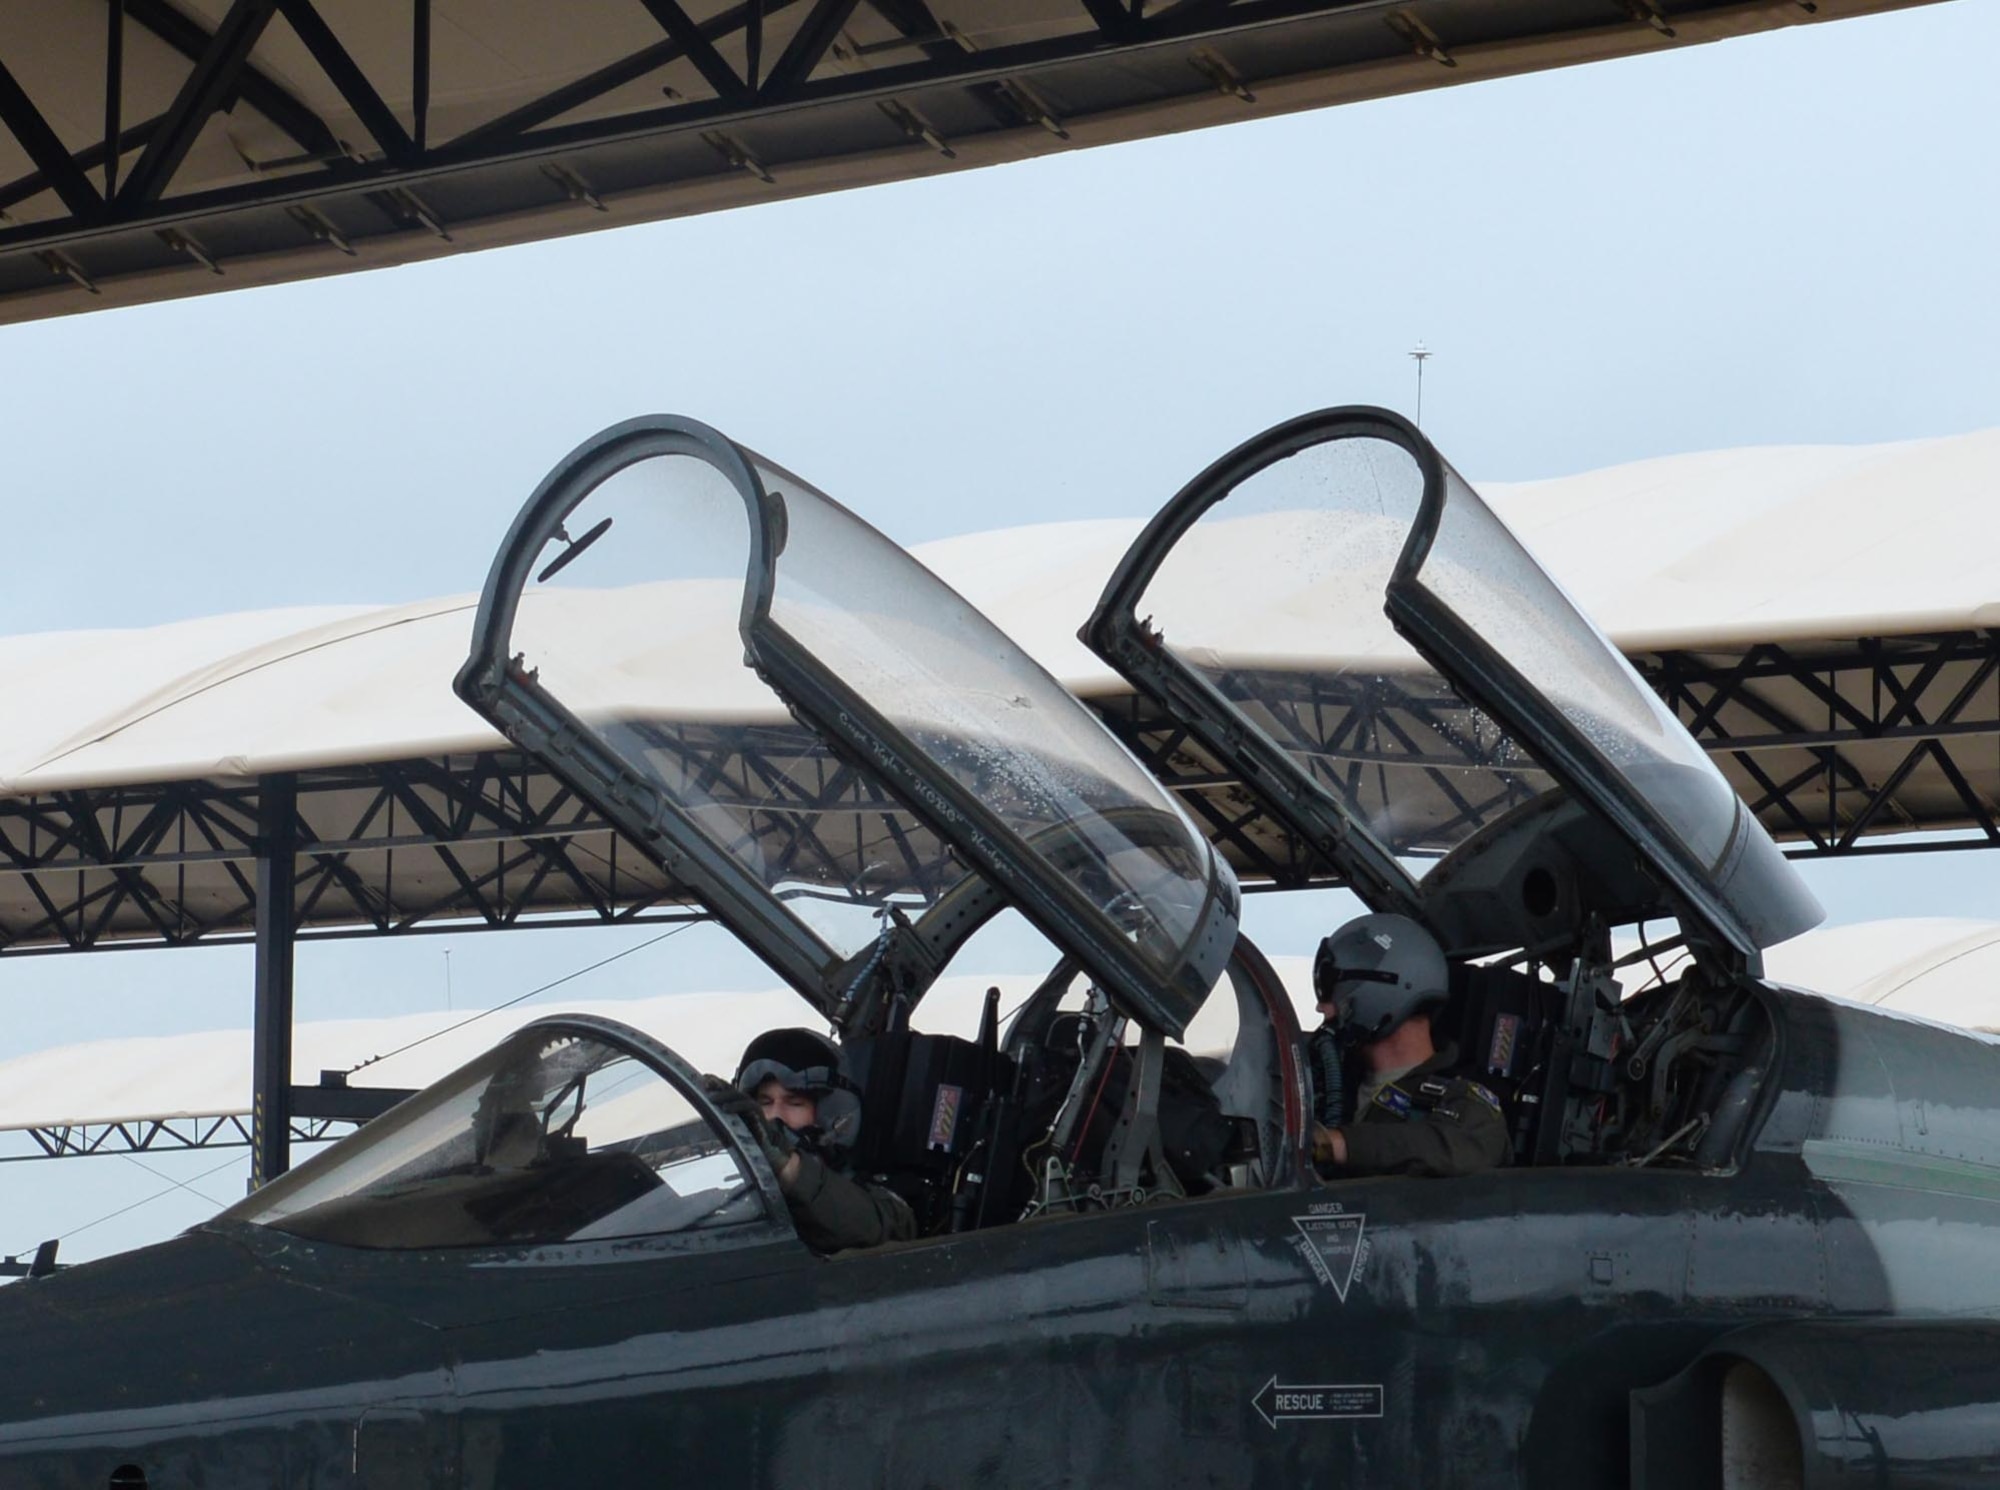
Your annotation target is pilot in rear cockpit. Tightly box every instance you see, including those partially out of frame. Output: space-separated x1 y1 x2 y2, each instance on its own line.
711 1029 915 1255
1307 914 1508 1179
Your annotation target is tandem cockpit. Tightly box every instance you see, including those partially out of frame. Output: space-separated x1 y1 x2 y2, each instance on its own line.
222 406 1827 1258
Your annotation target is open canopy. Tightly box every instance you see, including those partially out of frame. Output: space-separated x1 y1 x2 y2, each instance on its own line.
457 415 1237 1037
1088 407 1824 962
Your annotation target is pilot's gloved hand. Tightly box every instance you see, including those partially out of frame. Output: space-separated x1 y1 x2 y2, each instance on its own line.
747 1108 799 1178
700 1073 750 1111
1311 1123 1348 1169
702 1075 798 1179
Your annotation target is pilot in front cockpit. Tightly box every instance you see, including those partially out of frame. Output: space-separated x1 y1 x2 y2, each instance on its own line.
1307 914 1508 1179
713 1029 915 1254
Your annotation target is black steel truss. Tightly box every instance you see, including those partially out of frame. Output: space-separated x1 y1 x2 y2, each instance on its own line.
1 1110 349 1163
0 730 960 955
1092 666 1550 884
0 0 1916 320
0 1076 417 1162
4 636 1998 957
0 751 675 954
1095 629 2000 882
1639 631 2000 858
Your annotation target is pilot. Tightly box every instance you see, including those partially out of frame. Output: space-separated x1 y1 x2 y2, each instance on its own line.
721 1029 915 1254
1307 913 1508 1179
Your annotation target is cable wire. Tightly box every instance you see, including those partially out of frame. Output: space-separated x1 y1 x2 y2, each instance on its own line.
119 1150 230 1210
344 918 704 1077
7 921 708 1266
9 1152 245 1262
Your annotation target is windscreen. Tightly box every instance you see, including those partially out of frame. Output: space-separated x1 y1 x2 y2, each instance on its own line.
504 453 955 957
1406 464 1822 947
1133 434 1553 870
221 1023 763 1250
753 458 1233 1031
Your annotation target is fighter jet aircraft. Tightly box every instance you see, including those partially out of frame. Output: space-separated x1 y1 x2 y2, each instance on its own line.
2 408 1997 1489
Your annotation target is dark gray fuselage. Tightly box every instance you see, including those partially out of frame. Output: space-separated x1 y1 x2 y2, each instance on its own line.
2 984 1996 1489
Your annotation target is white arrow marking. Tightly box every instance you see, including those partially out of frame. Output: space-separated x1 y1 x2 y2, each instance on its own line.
1252 1375 1385 1427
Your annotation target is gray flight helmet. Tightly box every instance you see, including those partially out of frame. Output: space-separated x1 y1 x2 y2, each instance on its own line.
736 1028 863 1154
1314 912 1450 1048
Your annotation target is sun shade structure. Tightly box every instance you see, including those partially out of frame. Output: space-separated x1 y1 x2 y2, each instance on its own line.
0 424 1996 961
0 0 1938 324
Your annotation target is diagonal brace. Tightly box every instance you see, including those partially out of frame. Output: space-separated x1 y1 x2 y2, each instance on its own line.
0 59 103 217
119 0 281 207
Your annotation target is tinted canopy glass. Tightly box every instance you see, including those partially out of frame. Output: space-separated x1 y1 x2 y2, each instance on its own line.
458 422 976 1016
498 451 949 958
1089 407 1821 957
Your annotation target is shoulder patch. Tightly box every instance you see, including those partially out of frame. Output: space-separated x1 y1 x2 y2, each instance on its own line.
1458 1080 1502 1116
1372 1085 1413 1119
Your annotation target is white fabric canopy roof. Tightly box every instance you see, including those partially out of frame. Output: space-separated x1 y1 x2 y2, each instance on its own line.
1482 427 2000 651
1761 918 2000 1031
2 426 1995 797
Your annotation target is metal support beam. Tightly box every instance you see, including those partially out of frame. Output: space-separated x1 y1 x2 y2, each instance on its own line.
250 773 297 1188
122 0 336 159
412 0 431 151
0 58 102 218
274 0 414 162
0 1111 359 1162
1080 0 1140 38
118 0 281 208
762 0 865 97
638 0 752 104
290 1079 416 1122
105 1 125 197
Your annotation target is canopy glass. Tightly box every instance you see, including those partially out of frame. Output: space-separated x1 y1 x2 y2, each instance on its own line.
1394 456 1822 951
498 451 945 961
1088 408 1821 956
1130 431 1551 874
460 418 1237 1035
221 1017 774 1251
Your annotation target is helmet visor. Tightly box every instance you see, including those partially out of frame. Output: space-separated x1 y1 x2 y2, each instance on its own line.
737 1056 842 1095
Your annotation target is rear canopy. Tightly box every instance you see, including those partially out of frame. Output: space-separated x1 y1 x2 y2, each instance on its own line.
1086 406 1823 962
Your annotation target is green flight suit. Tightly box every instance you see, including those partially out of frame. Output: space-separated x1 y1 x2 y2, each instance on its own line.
781 1151 917 1254
1336 1043 1508 1179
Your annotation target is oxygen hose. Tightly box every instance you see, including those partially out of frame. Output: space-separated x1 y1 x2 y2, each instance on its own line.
1307 1024 1347 1129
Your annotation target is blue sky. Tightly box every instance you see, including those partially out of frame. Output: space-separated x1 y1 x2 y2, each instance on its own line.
3 0 1996 1263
